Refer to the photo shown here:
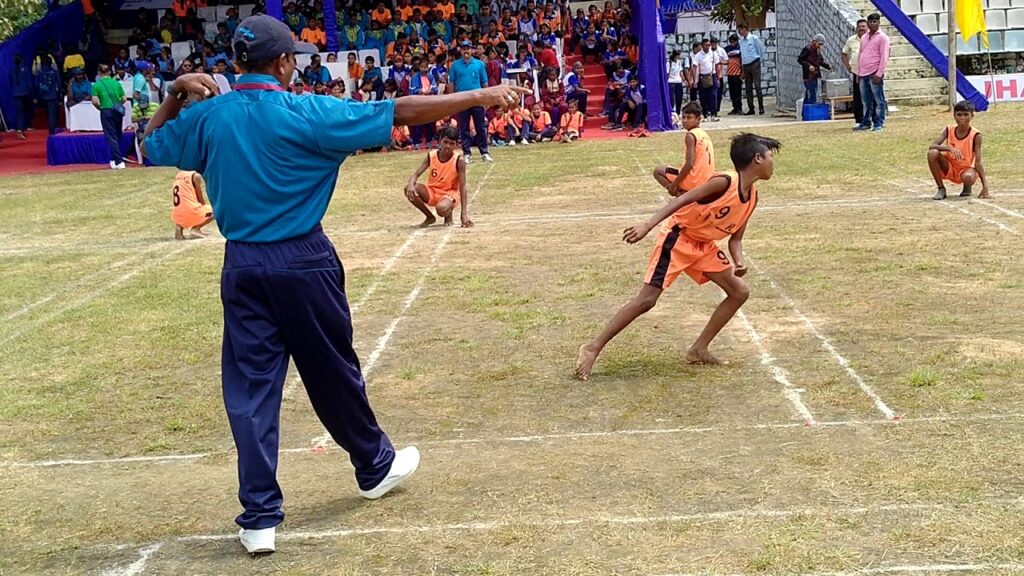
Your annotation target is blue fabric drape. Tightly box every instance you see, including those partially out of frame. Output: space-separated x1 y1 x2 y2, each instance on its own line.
47 131 137 165
632 0 673 131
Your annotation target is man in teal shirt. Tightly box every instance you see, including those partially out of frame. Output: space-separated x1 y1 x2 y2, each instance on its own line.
448 41 491 162
142 14 526 556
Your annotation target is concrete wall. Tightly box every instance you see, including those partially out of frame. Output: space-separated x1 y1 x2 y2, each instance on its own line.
775 0 861 110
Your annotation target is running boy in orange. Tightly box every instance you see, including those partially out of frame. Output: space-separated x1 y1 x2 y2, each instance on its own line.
171 170 214 239
405 126 474 228
927 100 990 200
653 102 714 196
558 99 585 142
576 133 782 379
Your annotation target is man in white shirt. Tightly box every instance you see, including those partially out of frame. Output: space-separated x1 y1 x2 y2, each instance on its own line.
691 38 720 121
711 37 729 117
842 18 868 126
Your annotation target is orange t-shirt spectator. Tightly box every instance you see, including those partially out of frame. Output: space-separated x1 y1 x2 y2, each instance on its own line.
371 3 393 26
301 22 327 50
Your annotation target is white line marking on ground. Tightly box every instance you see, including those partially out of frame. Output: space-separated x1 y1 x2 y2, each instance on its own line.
735 310 816 426
10 412 1019 468
2 244 165 323
0 242 200 347
971 199 1024 219
349 229 427 314
105 499 1024 550
751 261 899 421
98 543 162 576
892 180 1017 234
654 562 1024 576
310 164 496 449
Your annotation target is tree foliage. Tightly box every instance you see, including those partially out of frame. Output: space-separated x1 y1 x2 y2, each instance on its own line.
694 0 774 27
0 0 49 43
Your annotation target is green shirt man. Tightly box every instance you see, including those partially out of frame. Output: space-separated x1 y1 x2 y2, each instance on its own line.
91 75 126 110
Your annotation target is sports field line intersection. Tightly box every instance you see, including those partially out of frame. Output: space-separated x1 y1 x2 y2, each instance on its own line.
892 180 1019 235
309 162 496 449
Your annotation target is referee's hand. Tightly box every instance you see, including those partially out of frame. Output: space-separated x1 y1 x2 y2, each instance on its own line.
480 85 532 112
172 73 221 100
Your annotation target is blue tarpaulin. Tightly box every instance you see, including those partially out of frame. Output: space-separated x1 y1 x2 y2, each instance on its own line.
634 0 673 131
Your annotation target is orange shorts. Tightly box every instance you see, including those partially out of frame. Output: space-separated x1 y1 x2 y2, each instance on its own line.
644 225 731 289
427 186 459 207
171 204 212 229
942 160 974 184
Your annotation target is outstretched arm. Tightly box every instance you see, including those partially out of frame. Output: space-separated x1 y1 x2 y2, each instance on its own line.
974 133 989 196
623 175 731 243
667 132 697 197
393 85 531 126
457 156 472 227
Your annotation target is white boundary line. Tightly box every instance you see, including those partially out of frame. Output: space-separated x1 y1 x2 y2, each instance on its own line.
971 198 1024 220
891 180 1018 235
735 310 816 426
0 242 201 348
98 543 162 576
310 164 496 449
83 498 1024 551
7 412 1021 469
750 260 898 421
654 562 1024 576
2 243 165 323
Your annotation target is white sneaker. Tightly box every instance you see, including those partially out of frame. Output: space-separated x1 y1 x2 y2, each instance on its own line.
359 446 420 500
109 161 117 169
507 140 516 147
464 154 473 164
481 153 495 163
114 162 126 170
239 526 276 554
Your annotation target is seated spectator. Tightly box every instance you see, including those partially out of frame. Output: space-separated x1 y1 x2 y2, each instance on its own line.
500 7 517 37
488 112 508 146
313 81 328 95
329 79 348 99
304 54 332 85
541 3 561 32
395 0 414 21
365 20 388 61
132 62 161 132
63 52 85 73
361 55 384 93
389 53 412 90
382 78 401 99
580 22 602 64
603 62 630 117
66 67 93 107
498 110 523 146
512 106 533 143
603 39 626 79
391 124 412 149
213 22 232 55
213 59 235 86
388 14 411 45
563 61 590 117
342 12 365 50
354 78 379 101
537 23 557 48
559 99 584 142
407 30 428 58
454 4 474 33
114 47 133 74
477 5 496 34
622 33 639 69
535 40 559 74
202 41 228 69
539 66 566 126
175 57 196 77
588 4 602 26
570 9 589 53
508 44 537 74
284 2 307 35
225 6 240 35
528 102 557 142
159 21 175 44
409 9 428 38
518 8 537 41
301 18 327 50
371 1 393 27
347 52 364 83
607 75 646 130
157 46 176 80
598 19 618 51
485 26 506 47
436 0 456 20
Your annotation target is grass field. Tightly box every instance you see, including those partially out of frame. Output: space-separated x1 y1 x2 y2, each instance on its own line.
2 104 1024 575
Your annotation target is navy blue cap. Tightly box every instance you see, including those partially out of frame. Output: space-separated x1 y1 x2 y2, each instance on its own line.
233 14 317 63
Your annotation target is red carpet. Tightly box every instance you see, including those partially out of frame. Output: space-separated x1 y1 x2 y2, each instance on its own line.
564 53 642 141
0 130 140 177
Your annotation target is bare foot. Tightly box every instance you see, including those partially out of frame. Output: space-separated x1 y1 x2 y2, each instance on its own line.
575 343 600 381
189 228 208 238
686 347 728 365
443 214 453 226
978 192 991 199
174 231 186 240
418 215 437 228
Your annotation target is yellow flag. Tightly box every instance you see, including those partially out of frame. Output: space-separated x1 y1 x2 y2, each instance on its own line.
956 0 989 49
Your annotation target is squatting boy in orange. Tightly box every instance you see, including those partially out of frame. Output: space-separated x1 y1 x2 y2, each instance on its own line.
927 100 990 200
404 126 473 228
171 170 214 239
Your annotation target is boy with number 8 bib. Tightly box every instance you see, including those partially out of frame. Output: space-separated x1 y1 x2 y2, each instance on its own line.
576 133 781 379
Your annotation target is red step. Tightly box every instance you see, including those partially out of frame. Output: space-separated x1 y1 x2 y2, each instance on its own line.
583 115 610 131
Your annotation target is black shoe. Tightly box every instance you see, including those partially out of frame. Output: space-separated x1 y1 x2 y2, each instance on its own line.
728 109 741 115
933 188 947 201
959 185 972 197
759 108 766 115
744 110 755 116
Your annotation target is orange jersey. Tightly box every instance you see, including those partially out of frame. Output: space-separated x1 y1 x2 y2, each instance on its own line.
371 8 393 25
670 171 757 242
436 2 455 19
395 5 414 20
489 115 508 135
944 124 978 172
559 110 584 133
171 171 211 228
532 111 552 131
678 127 715 191
427 150 461 191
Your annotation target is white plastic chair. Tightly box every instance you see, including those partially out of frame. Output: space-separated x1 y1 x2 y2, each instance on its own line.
216 5 232 21
171 41 194 67
295 54 312 69
1004 29 1024 50
985 9 1007 29
938 15 948 33
238 4 256 16
358 49 381 66
197 6 218 22
988 0 1010 7
916 13 939 34
203 22 219 41
922 0 944 12
1007 7 1024 26
901 0 923 14
988 30 1004 50
1012 0 1024 8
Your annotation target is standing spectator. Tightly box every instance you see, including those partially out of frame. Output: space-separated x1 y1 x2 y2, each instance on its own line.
214 22 233 55
564 61 590 117
449 41 493 163
67 67 93 108
91 63 128 169
843 19 868 126
535 40 559 76
539 66 567 126
483 47 503 87
725 34 744 115
692 38 719 122
11 55 35 139
667 50 686 117
797 34 831 104
856 13 889 132
711 37 728 114
737 23 766 115
688 41 701 104
410 59 438 148
35 55 61 135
